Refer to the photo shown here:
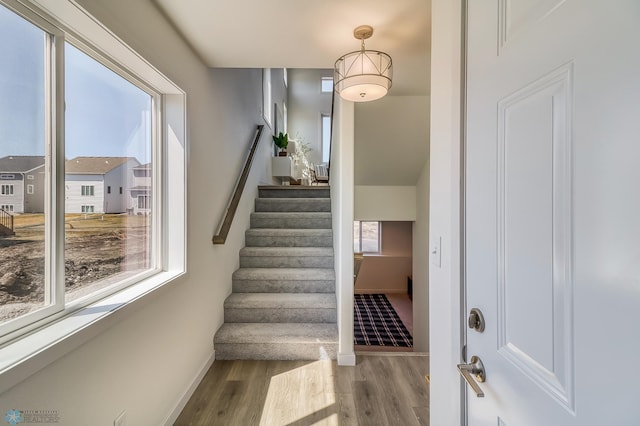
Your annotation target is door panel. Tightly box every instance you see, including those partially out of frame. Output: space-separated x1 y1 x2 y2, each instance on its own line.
465 0 640 424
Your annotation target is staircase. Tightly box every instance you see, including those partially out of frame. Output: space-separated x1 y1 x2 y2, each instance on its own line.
214 185 338 360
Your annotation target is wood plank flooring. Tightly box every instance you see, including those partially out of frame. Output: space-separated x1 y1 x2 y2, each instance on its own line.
175 354 429 426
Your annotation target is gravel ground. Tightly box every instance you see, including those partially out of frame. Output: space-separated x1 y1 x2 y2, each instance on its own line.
0 222 149 322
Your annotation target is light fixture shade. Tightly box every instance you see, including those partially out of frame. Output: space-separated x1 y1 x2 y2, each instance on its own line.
334 49 393 102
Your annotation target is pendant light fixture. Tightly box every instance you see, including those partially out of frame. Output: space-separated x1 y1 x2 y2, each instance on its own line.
334 25 393 102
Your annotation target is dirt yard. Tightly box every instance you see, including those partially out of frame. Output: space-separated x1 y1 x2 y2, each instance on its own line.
0 214 150 322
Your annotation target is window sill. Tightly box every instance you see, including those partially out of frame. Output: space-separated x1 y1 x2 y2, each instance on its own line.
0 269 184 395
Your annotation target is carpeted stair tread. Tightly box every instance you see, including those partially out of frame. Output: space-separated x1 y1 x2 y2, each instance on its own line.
233 267 335 280
240 247 333 257
215 323 338 344
232 268 335 293
225 293 336 309
258 186 330 199
245 228 333 247
255 198 331 212
250 212 332 229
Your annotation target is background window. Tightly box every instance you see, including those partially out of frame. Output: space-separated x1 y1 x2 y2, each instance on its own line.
81 185 94 196
321 114 331 164
321 77 333 93
1 204 14 212
354 221 381 253
81 205 94 213
27 184 34 194
1 184 13 195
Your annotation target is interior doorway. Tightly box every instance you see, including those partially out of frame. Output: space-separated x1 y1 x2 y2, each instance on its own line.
353 220 414 353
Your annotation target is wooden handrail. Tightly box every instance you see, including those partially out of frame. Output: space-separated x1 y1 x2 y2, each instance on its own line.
212 125 264 244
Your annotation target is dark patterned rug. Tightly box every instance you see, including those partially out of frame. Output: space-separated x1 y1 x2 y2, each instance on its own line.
354 294 413 347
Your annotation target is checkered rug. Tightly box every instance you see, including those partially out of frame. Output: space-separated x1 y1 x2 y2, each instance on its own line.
354 294 413 347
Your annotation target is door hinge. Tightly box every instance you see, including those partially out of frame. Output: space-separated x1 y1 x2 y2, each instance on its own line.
462 344 467 362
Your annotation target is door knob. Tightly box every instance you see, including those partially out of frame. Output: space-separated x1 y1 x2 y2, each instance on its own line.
457 355 486 398
468 307 485 332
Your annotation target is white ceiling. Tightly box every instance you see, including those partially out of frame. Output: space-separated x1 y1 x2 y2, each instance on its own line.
154 0 431 96
154 0 431 186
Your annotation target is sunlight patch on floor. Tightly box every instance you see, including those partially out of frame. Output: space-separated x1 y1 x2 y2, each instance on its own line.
259 360 338 425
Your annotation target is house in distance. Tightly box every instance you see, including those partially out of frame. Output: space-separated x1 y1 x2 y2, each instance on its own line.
65 156 140 214
0 155 45 214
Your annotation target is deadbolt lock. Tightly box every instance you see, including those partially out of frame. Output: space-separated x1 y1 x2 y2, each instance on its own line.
468 308 485 332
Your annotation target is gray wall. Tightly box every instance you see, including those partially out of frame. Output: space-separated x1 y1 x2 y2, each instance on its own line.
287 68 333 166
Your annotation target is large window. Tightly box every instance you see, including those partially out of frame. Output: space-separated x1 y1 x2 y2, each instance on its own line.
0 1 169 343
354 221 381 253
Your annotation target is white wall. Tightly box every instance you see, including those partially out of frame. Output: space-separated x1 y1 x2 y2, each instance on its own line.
331 97 356 366
0 1 272 424
287 69 333 166
412 162 430 352
354 95 429 186
354 185 417 221
429 0 463 424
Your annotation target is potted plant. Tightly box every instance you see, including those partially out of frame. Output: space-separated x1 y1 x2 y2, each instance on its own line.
272 132 289 156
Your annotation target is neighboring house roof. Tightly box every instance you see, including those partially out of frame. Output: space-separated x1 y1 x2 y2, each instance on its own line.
133 163 151 170
0 156 45 173
66 157 139 174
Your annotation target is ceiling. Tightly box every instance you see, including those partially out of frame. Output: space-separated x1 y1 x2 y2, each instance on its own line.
154 0 431 186
154 0 431 96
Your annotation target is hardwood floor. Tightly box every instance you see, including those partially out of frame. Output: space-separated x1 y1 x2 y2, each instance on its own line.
175 354 429 425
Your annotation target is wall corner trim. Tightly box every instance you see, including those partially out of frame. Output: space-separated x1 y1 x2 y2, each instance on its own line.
338 352 357 366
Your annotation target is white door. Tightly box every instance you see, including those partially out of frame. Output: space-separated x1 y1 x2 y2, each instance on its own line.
465 1 640 424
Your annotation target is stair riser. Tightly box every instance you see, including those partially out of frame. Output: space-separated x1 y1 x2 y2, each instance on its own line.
255 199 331 212
215 343 337 360
225 308 336 323
245 234 333 247
258 188 330 199
232 280 335 293
239 256 334 269
250 217 332 229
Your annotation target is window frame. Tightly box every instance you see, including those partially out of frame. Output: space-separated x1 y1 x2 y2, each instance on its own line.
27 184 34 194
0 0 187 393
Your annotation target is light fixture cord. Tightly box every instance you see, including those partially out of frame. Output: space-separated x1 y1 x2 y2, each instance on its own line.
360 38 365 52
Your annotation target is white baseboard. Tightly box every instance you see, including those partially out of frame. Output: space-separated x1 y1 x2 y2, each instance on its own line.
163 350 215 425
338 352 356 366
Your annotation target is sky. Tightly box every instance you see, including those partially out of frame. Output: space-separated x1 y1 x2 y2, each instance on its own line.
0 4 152 164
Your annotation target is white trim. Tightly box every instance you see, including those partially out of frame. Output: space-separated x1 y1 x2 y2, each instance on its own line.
355 351 430 357
338 352 356 366
428 0 464 425
162 350 215 425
